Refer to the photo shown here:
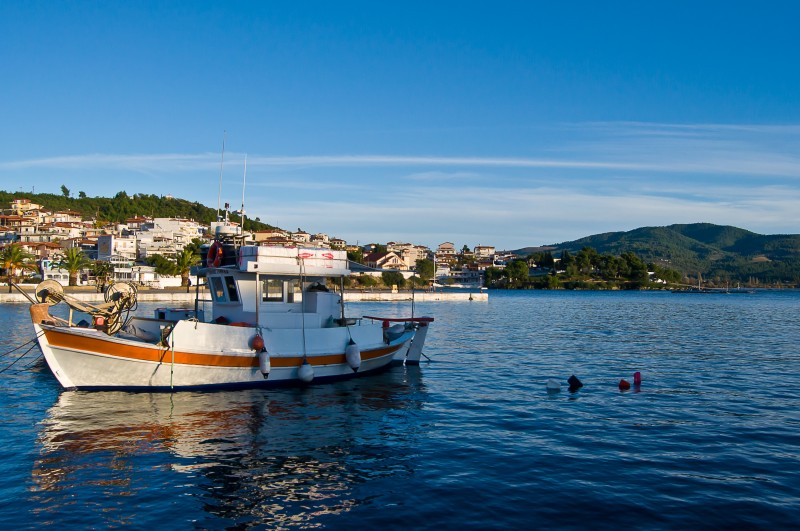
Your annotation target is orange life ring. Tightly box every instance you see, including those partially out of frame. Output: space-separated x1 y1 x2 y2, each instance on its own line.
207 241 223 268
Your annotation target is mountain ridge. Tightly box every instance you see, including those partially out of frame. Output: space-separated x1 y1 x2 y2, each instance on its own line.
515 223 800 284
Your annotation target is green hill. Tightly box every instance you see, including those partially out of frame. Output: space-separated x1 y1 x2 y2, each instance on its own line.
518 223 800 285
0 190 275 232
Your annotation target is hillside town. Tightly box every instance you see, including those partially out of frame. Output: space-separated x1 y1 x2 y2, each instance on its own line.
0 197 516 288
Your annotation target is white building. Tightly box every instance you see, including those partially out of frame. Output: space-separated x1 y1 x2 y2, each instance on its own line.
387 242 430 270
474 245 496 259
97 234 138 262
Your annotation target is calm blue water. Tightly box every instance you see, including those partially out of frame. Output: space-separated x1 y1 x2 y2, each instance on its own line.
1 290 799 529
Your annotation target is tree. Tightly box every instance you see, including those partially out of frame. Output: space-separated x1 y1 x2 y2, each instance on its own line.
415 258 434 282
1 244 38 292
381 271 405 289
78 191 87 199
146 254 177 276
621 251 649 285
598 254 623 280
484 266 504 286
174 247 200 290
575 247 599 274
505 259 530 288
545 274 561 289
60 185 70 198
347 248 364 265
532 251 555 269
408 275 426 288
53 247 92 286
92 260 114 290
358 274 378 288
185 238 203 255
560 250 574 269
651 263 681 283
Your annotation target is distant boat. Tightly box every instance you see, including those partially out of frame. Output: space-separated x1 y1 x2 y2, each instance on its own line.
672 281 754 294
722 284 756 294
432 281 483 290
671 286 715 294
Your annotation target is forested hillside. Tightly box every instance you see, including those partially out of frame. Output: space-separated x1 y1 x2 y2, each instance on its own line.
521 223 800 285
0 190 275 232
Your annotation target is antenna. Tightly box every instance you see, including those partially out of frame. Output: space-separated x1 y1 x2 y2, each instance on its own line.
216 131 226 222
241 154 247 234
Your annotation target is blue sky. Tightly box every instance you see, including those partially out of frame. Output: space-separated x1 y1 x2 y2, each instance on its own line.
2 2 799 250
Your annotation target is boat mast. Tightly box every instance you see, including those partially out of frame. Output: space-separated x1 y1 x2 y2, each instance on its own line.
240 154 247 235
216 131 226 222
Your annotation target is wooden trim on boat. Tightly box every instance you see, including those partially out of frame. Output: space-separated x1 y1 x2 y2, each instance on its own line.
41 326 402 368
363 316 434 323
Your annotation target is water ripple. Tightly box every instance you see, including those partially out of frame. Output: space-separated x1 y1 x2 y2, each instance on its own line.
1 291 800 528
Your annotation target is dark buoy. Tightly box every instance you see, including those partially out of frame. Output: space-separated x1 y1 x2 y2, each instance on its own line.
568 374 583 392
633 371 642 386
619 378 631 391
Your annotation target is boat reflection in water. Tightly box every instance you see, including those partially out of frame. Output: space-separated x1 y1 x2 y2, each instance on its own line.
32 366 427 528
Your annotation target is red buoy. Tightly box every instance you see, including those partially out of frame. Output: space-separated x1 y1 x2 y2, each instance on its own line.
619 379 631 391
250 334 265 352
633 372 642 386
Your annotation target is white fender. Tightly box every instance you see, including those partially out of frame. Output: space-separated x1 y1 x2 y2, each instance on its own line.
345 339 361 372
298 359 315 383
258 350 271 379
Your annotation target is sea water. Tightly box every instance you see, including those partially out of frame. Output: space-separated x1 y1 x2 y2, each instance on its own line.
1 290 799 529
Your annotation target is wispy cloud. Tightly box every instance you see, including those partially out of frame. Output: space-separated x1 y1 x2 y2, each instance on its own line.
3 121 799 247
0 153 217 171
253 180 800 247
404 171 483 182
4 125 800 179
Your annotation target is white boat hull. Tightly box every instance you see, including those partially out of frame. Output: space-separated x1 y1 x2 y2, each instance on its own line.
33 311 419 391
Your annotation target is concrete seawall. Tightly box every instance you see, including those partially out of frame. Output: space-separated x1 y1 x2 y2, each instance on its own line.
0 286 487 304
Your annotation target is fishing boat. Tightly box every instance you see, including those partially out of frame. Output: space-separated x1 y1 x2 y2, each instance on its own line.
26 244 433 391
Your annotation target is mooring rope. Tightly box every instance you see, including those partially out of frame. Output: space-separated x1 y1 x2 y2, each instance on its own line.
13 352 44 373
0 330 45 359
0 339 42 374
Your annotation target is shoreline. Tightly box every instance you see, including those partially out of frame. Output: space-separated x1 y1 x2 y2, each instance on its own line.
0 286 487 304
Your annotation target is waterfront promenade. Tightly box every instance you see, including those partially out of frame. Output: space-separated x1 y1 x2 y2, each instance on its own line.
0 285 487 304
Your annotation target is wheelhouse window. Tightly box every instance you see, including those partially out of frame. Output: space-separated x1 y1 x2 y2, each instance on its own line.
262 279 283 302
224 276 239 302
288 280 300 303
210 276 226 301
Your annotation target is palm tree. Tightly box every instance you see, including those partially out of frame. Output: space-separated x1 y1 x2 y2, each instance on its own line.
92 260 114 292
1 244 38 293
174 247 200 291
53 247 93 287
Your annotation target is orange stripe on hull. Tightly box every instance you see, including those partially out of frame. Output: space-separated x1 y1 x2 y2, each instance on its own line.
43 327 401 368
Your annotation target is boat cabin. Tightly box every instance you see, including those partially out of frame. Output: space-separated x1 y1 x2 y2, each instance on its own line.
203 246 350 329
